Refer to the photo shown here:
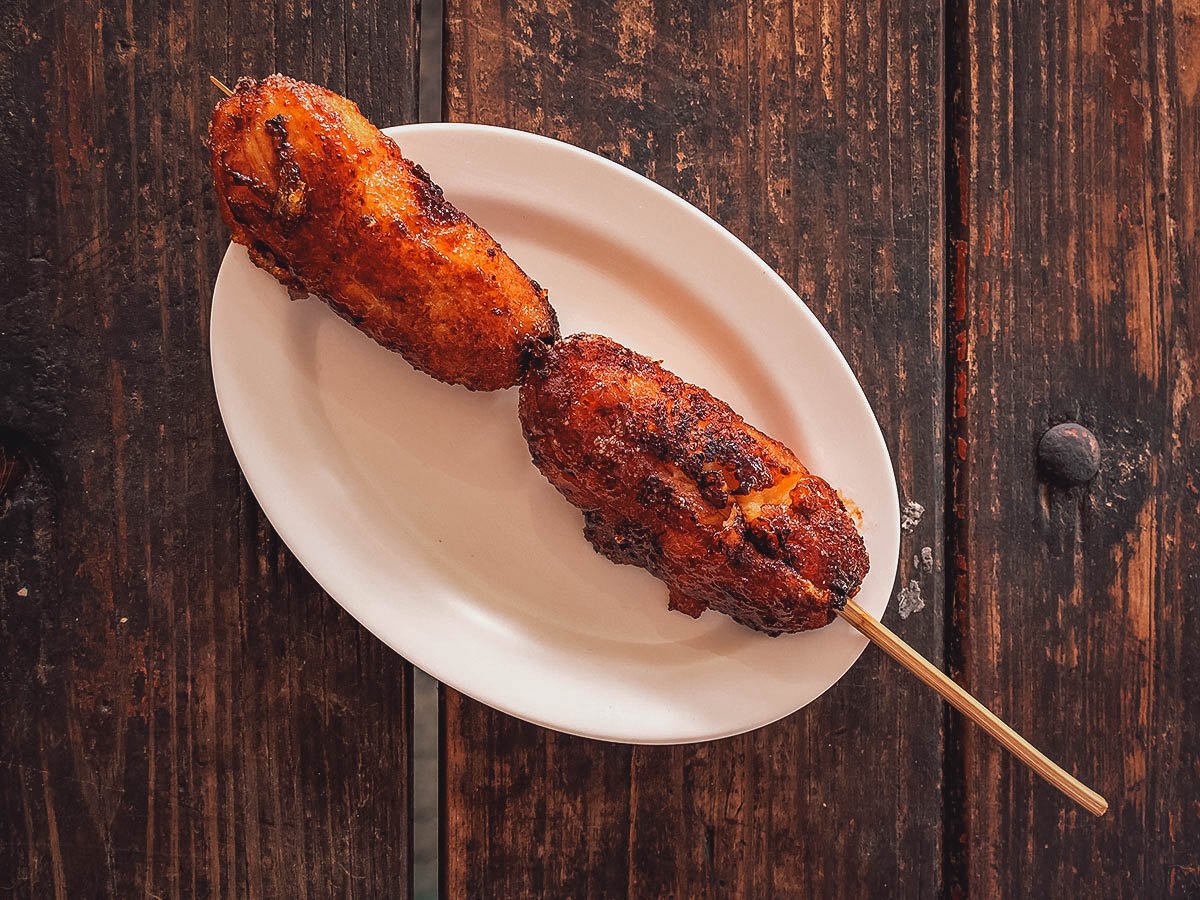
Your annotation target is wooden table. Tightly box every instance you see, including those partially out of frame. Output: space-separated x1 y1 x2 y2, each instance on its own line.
2 1 1196 896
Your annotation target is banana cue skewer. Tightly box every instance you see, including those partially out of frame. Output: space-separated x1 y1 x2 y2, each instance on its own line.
207 75 1107 816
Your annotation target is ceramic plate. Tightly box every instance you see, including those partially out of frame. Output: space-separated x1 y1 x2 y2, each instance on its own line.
210 123 899 744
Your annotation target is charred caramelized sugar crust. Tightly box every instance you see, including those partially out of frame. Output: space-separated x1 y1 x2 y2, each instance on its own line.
519 334 869 635
209 75 559 391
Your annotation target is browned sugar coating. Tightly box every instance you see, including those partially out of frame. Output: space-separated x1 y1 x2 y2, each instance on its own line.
519 334 870 635
209 75 559 391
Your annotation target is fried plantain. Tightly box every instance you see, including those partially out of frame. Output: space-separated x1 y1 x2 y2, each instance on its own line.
519 334 869 635
209 75 559 390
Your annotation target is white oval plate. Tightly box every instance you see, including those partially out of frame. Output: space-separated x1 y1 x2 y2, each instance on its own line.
211 124 899 744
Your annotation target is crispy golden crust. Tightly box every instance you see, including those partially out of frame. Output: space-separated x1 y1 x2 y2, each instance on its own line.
208 75 559 390
519 334 869 635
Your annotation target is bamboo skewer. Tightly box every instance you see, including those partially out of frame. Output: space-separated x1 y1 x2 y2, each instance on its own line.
837 599 1108 816
204 70 1106 818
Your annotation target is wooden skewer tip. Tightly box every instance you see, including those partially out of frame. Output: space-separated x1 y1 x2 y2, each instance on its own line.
836 600 1108 817
209 75 234 97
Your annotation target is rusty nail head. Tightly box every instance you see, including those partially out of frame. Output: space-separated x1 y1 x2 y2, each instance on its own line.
1037 423 1101 486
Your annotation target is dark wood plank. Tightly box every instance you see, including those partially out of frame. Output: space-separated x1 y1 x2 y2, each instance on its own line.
0 2 419 896
948 0 1199 894
442 1 946 894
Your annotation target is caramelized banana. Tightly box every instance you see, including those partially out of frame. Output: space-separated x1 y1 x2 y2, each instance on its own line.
519 334 869 635
209 75 559 390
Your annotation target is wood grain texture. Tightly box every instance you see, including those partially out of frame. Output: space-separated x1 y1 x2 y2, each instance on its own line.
0 2 418 896
948 0 1200 894
442 0 946 895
